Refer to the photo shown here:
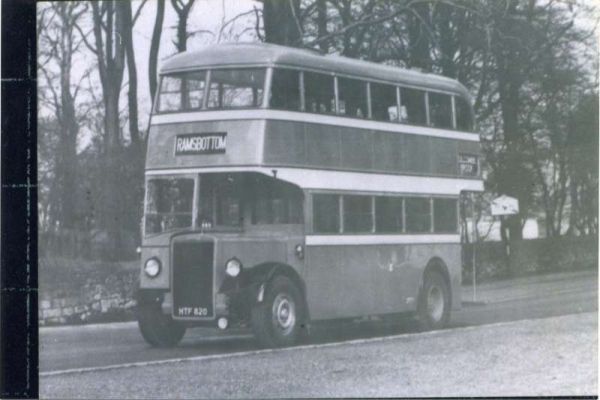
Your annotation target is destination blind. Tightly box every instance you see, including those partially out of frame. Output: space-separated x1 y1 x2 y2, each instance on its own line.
175 132 227 155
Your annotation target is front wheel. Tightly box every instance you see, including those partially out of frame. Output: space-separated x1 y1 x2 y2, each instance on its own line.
417 270 451 330
251 276 307 348
137 304 186 347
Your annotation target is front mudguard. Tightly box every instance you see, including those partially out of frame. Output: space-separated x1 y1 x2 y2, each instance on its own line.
218 263 296 323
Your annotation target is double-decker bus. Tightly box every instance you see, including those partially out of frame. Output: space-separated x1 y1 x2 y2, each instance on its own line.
137 43 483 348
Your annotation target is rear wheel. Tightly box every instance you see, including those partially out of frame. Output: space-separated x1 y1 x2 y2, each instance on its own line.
417 270 451 330
137 304 186 347
251 276 307 348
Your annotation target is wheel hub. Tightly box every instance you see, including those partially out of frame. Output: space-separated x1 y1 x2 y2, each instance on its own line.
272 294 296 334
427 285 444 322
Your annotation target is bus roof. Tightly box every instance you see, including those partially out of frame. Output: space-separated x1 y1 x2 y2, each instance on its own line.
161 42 470 98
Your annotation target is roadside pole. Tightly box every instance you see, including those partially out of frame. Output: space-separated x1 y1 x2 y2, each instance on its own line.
471 192 477 302
491 195 519 279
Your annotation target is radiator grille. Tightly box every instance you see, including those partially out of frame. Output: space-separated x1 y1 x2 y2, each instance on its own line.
172 241 214 319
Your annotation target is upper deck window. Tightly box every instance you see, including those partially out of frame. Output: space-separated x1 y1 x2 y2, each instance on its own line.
207 68 265 109
337 77 368 118
400 87 427 125
370 82 398 122
304 72 335 114
270 69 301 111
428 92 453 129
158 71 206 112
455 96 473 131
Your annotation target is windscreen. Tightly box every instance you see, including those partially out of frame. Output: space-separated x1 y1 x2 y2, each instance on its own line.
145 178 194 235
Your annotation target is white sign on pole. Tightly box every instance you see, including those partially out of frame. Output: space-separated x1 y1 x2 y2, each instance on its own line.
491 195 519 216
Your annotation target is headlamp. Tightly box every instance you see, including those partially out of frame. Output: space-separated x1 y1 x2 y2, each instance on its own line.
225 258 242 277
144 257 161 278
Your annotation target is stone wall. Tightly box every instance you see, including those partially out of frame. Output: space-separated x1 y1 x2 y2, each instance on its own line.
39 258 139 326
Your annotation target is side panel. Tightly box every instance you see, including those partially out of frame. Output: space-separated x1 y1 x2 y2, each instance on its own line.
305 242 461 321
263 120 481 178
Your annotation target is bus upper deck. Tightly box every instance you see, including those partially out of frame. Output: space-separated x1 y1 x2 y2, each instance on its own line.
147 43 482 186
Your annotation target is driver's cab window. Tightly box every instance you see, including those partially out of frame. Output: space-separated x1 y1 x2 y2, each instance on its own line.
196 173 304 229
198 174 244 229
250 176 303 225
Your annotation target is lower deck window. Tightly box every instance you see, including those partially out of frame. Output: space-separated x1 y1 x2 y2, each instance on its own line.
405 197 431 233
313 194 340 233
343 195 373 232
375 197 403 233
433 198 458 233
312 193 457 235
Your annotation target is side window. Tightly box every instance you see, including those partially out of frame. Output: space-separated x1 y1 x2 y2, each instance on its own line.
270 69 301 111
375 197 403 233
313 194 340 233
405 197 431 233
433 198 458 233
343 195 373 232
429 92 453 129
304 72 335 114
370 82 398 122
455 96 473 131
337 77 368 118
400 87 427 125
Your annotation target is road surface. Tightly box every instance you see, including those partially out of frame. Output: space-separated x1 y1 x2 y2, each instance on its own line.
40 269 597 398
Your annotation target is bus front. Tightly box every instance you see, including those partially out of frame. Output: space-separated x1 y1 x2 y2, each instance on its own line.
137 63 307 348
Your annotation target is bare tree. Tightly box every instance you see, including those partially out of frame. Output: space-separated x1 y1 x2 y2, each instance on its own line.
171 0 196 52
37 2 89 232
118 0 147 147
74 0 127 256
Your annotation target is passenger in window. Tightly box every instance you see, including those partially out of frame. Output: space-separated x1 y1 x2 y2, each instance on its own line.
304 72 335 114
270 69 301 111
370 82 397 122
429 92 453 129
337 77 368 119
400 88 427 125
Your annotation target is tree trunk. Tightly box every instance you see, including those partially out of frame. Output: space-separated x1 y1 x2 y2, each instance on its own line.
316 0 328 52
407 2 432 71
262 0 302 46
149 0 165 101
119 1 140 146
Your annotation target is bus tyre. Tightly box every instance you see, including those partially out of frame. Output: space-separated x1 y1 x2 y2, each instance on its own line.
417 271 450 331
137 305 186 348
251 276 306 348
